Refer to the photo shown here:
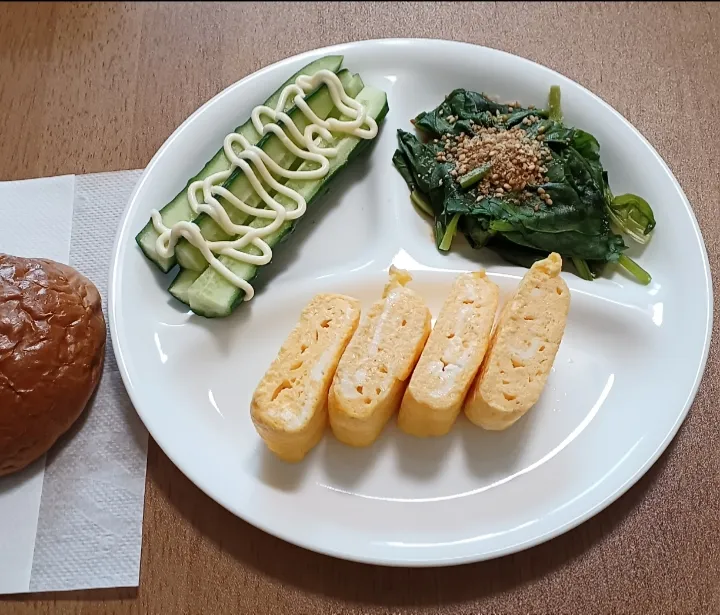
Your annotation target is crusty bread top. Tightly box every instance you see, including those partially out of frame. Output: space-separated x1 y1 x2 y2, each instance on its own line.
0 254 106 476
251 293 360 432
407 271 499 407
476 252 569 415
332 267 430 418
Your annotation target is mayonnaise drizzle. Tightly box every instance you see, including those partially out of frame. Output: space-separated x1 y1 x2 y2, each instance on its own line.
150 69 378 300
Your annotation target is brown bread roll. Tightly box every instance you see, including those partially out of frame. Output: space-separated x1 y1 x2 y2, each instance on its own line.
0 254 106 476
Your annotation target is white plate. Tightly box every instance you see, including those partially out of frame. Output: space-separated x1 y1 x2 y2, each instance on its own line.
109 39 712 566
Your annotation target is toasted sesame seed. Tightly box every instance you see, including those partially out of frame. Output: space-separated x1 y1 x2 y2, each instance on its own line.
546 199 553 205
538 187 545 195
445 114 552 205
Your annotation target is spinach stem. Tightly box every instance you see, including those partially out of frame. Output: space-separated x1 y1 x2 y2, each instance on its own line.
548 85 562 121
572 257 594 281
458 163 492 190
618 254 652 285
439 214 461 251
410 190 433 217
490 220 514 232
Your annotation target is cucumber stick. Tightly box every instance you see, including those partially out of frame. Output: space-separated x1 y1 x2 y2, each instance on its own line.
187 86 389 318
135 55 343 273
168 72 364 307
168 268 201 305
175 70 362 272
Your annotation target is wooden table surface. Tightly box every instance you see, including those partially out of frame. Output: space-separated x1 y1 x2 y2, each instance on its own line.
2 2 719 613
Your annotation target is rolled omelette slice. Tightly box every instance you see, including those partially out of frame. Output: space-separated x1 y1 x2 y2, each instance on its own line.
464 252 570 431
328 267 431 447
251 293 361 462
399 271 499 437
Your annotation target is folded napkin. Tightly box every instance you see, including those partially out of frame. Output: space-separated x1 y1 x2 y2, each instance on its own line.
0 170 148 594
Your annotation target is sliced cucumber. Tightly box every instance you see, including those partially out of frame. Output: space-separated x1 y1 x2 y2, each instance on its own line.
135 55 344 272
168 73 364 308
187 86 389 318
175 70 362 272
168 268 201 305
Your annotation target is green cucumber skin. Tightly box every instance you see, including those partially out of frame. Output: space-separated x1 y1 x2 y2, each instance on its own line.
189 95 389 318
135 55 344 273
135 151 228 273
174 71 361 272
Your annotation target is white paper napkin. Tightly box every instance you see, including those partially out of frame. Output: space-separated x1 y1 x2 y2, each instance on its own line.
0 175 74 262
0 170 148 594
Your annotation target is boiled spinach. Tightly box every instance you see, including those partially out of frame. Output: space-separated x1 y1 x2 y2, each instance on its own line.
392 86 656 283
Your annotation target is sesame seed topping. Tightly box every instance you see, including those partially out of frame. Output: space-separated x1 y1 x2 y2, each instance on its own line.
443 120 552 199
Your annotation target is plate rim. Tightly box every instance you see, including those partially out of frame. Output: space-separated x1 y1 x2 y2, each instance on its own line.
108 37 714 567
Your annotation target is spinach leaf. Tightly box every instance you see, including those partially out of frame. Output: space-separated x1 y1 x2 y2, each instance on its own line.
393 147 435 217
571 129 600 160
607 193 656 244
413 107 457 138
395 129 468 250
446 88 514 117
555 146 606 212
503 107 550 128
472 184 626 262
461 216 494 249
392 149 417 192
394 130 449 211
414 89 514 137
488 235 550 268
521 119 566 142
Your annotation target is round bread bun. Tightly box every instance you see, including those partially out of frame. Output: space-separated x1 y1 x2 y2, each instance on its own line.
0 254 106 476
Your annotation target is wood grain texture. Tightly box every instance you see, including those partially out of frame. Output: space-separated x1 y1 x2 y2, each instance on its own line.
2 2 719 613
